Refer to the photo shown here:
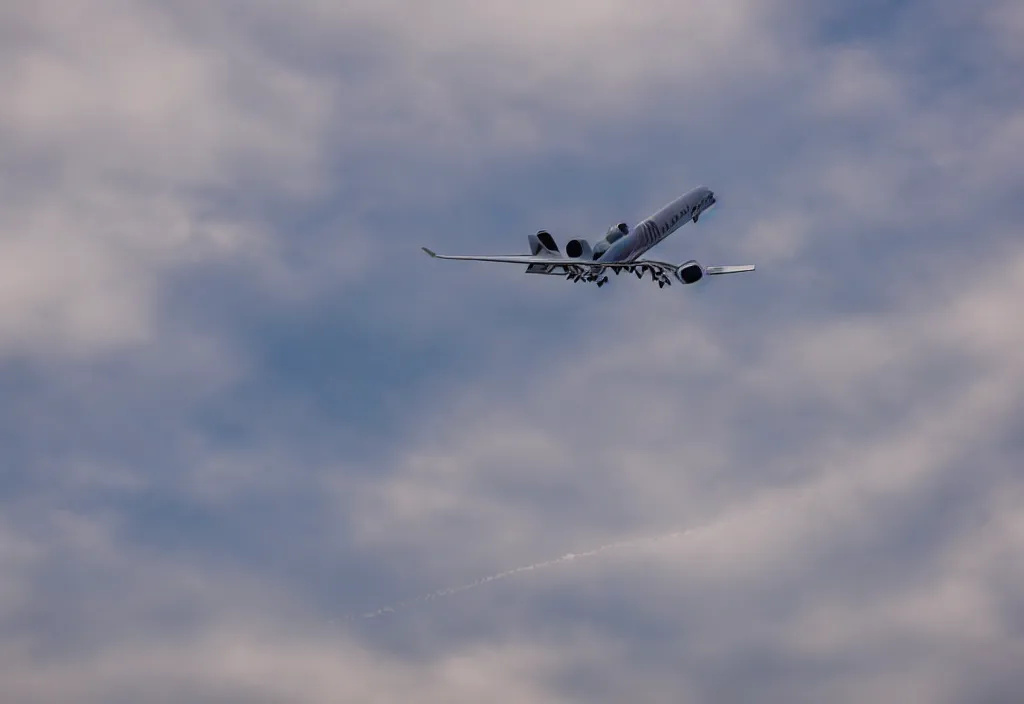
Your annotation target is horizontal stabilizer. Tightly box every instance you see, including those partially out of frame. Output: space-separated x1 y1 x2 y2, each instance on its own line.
705 265 755 275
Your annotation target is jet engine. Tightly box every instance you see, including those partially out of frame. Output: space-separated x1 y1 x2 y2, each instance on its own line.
584 223 630 259
565 238 593 259
674 260 704 284
605 222 629 243
528 230 560 255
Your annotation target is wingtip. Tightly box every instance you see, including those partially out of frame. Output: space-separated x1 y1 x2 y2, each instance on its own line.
422 247 437 258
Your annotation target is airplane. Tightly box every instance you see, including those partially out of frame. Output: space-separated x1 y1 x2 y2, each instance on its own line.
422 186 754 288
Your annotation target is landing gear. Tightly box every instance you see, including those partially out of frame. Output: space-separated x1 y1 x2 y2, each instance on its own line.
563 265 608 287
560 264 664 289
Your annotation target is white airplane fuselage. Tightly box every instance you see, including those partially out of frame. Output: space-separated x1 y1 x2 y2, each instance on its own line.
598 186 716 264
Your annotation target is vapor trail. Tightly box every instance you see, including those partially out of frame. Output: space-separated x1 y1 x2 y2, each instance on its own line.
340 524 707 621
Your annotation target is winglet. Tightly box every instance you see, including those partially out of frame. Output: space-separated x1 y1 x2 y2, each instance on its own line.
422 247 437 258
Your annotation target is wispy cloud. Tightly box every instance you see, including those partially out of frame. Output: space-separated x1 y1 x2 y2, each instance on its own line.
1 0 1022 701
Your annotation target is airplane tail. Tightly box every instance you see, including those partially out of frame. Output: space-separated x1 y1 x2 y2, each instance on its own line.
525 230 563 275
528 230 560 256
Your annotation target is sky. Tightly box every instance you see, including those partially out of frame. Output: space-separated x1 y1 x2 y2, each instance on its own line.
1 1 1022 702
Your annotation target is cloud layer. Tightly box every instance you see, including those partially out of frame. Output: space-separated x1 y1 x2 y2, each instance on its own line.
1 0 1022 702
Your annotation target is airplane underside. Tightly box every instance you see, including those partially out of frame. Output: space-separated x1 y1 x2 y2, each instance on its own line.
527 262 676 288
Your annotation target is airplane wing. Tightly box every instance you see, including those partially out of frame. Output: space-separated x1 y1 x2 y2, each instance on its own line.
421 248 580 266
593 260 756 276
421 247 668 271
421 247 754 283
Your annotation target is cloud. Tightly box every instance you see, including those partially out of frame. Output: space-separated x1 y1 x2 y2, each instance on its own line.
0 507 597 704
342 242 1024 565
2 0 1023 702
0 1 334 357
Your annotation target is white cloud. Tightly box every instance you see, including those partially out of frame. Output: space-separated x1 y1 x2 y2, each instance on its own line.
348 237 1024 546
4 0 1015 357
0 631 589 704
0 507 600 704
324 240 1024 703
0 1 333 357
3 0 1023 701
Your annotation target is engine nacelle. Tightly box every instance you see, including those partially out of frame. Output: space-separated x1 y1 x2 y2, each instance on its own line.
674 260 704 284
590 224 630 259
605 222 629 244
566 238 593 260
528 230 560 255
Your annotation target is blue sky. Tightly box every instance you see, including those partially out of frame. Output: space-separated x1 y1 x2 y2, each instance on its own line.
2 0 1023 701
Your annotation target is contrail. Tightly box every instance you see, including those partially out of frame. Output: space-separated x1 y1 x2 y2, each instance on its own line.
335 478 825 622
339 523 709 621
